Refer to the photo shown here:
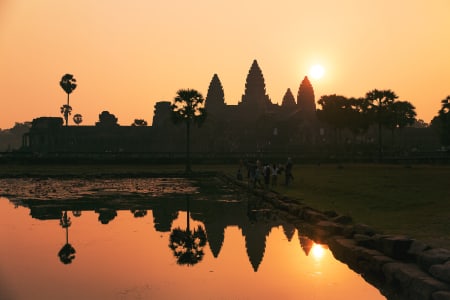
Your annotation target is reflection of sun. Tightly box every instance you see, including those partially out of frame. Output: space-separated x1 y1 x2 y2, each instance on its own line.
309 64 325 79
311 243 325 260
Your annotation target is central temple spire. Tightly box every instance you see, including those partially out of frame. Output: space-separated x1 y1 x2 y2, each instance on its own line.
297 76 316 119
240 60 272 113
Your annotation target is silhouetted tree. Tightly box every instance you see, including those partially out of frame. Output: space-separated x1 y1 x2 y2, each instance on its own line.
60 104 72 126
59 74 77 126
346 97 372 139
433 96 450 146
131 119 148 126
171 89 207 173
73 113 83 125
169 198 207 266
317 94 350 144
384 101 417 142
96 111 119 127
0 122 31 151
365 89 398 161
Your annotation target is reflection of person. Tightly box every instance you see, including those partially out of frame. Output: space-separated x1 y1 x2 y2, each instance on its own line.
285 157 294 186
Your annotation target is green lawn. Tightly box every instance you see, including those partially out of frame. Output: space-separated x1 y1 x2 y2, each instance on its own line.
272 164 450 249
1 162 449 248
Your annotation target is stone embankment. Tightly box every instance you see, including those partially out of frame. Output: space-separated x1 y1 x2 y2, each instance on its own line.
222 174 450 300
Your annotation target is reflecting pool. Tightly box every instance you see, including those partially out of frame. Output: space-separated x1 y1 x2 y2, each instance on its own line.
0 178 386 300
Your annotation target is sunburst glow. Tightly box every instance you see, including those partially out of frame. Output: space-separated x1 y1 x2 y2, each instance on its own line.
311 243 325 260
310 64 325 79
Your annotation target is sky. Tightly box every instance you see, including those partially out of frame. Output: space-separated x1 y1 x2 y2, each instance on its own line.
1 0 450 129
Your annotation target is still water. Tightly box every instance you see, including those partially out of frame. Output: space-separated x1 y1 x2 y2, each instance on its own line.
0 177 386 300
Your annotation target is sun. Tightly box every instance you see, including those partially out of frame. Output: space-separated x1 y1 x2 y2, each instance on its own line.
309 64 325 79
311 243 325 260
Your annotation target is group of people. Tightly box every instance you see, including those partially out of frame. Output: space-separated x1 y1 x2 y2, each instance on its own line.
237 157 294 189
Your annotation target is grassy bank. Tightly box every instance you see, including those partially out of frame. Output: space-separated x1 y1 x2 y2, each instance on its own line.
272 164 450 249
1 162 449 249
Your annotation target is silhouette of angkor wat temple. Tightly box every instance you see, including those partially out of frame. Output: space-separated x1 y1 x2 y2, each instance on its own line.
21 59 438 161
23 60 321 156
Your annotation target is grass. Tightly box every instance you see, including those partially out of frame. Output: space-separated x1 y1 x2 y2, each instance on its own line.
1 162 449 249
272 163 450 249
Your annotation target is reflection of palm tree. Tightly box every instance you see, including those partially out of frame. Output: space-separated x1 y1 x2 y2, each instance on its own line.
130 209 147 218
169 198 207 266
60 210 71 228
96 208 117 224
58 211 76 264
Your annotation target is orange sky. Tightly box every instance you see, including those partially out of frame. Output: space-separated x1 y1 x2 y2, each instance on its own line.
1 0 450 129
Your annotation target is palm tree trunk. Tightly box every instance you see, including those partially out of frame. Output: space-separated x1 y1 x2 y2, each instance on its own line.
66 93 70 126
186 121 191 173
378 121 383 162
186 198 190 232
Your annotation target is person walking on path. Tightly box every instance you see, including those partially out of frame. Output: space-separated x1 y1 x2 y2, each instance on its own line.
285 157 294 186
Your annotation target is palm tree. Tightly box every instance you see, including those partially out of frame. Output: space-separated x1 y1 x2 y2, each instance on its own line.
131 119 148 126
73 114 83 125
384 101 416 145
60 104 72 126
60 74 77 126
435 96 450 146
169 197 207 266
365 89 398 161
171 89 207 173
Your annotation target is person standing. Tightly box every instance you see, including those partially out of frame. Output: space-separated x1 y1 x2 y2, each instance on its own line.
271 163 278 187
285 157 293 186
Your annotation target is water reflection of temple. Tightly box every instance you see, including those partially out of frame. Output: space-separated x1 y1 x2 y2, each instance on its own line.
11 194 314 271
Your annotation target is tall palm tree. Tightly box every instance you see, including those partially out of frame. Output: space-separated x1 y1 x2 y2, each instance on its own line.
60 74 77 126
171 89 207 173
365 89 398 161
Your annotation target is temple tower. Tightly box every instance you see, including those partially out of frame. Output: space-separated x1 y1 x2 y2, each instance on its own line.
152 101 172 128
281 88 296 109
297 76 316 119
239 60 272 115
205 74 226 117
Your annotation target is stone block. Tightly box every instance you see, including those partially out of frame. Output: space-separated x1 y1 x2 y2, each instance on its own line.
409 275 450 300
433 291 450 300
383 262 450 300
379 235 414 260
354 233 377 249
408 240 432 258
302 208 327 223
316 220 345 235
353 223 377 236
332 214 353 225
430 261 450 284
418 248 450 271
